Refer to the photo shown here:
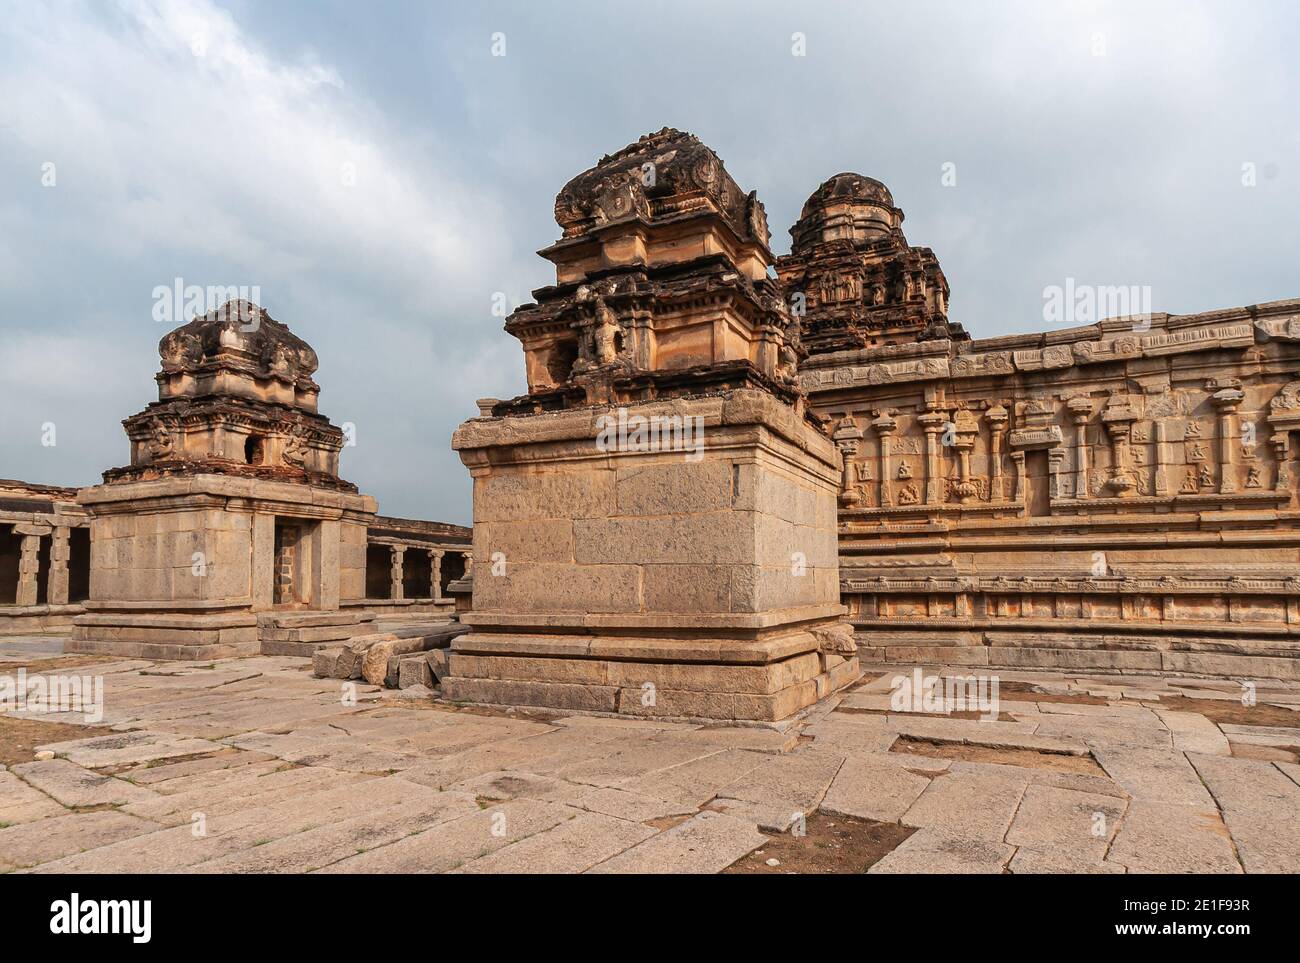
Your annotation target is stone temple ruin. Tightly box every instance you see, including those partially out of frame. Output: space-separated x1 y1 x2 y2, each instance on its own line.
2 302 471 665
3 127 1300 722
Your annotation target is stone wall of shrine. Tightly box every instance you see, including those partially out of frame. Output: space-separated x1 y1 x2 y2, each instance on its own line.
780 173 1300 679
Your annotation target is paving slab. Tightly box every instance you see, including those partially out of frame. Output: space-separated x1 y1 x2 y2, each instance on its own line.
0 811 161 871
653 726 798 753
458 811 657 874
901 767 1029 841
30 775 445 872
868 828 1014 874
1033 716 1172 750
34 731 220 768
710 750 845 832
573 786 697 824
9 758 159 807
622 748 768 808
1219 723 1300 747
804 717 899 751
1153 710 1231 755
1004 785 1125 856
1188 753 1300 873
314 798 580 873
1105 801 1241 874
1092 746 1216 807
587 811 767 874
555 742 723 789
0 769 69 825
820 754 934 823
121 766 365 826
190 789 480 873
125 750 280 788
1009 846 1126 874
451 770 591 805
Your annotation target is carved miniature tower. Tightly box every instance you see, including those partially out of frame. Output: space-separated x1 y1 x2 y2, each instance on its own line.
777 173 966 353
447 129 861 721
69 300 376 659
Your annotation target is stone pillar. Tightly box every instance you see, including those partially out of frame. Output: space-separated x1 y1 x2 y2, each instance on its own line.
919 412 946 505
1010 451 1027 506
1213 387 1245 494
47 526 71 606
1272 432 1291 492
1152 419 1169 496
1102 409 1137 496
1048 448 1067 499
429 549 443 599
1067 397 1091 499
986 405 1007 501
15 530 41 607
873 413 897 507
389 545 406 600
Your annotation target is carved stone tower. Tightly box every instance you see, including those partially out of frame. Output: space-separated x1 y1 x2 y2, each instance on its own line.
777 173 967 353
69 300 376 660
447 130 861 722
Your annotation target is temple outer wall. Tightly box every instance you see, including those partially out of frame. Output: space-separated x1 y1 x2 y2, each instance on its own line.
802 298 1300 680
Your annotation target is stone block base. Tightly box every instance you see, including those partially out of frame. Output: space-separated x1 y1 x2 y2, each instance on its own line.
257 610 377 657
441 629 861 723
69 611 260 661
0 604 86 637
854 624 1300 680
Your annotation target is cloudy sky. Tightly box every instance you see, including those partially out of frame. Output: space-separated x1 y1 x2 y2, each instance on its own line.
2 0 1296 524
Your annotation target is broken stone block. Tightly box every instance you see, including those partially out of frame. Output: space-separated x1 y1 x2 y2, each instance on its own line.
399 653 433 689
312 645 344 678
427 648 448 682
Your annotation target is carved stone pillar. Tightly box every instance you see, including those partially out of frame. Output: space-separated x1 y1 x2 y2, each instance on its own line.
16 530 42 606
1048 448 1067 499
1272 432 1291 492
832 415 864 507
872 412 897 507
1152 419 1169 496
429 549 444 599
1212 387 1245 494
389 545 406 601
985 405 1008 501
1101 400 1138 496
48 526 71 606
919 412 947 505
950 410 980 504
1010 451 1027 506
1066 397 1092 498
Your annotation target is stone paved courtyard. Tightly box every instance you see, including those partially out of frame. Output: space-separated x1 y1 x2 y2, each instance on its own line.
2 638 1299 874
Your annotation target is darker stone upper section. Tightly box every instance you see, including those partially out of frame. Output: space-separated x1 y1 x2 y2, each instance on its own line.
105 300 356 491
495 129 806 416
778 173 967 354
158 300 320 402
553 127 771 248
